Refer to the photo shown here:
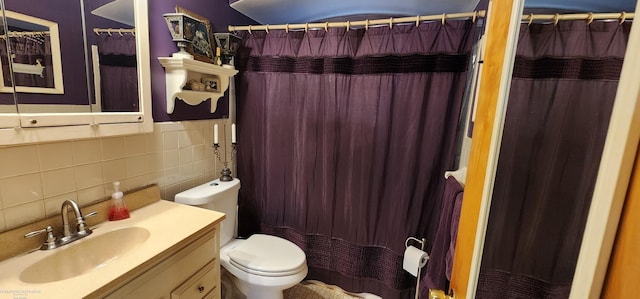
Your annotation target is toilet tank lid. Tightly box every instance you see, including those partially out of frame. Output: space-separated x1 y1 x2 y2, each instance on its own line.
228 234 306 273
174 178 240 205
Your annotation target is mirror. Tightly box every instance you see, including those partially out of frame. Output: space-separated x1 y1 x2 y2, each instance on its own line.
1 0 139 114
0 11 64 95
473 4 634 298
0 0 151 144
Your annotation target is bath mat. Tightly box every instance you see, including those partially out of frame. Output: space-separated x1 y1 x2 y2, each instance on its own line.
284 280 364 299
222 267 370 299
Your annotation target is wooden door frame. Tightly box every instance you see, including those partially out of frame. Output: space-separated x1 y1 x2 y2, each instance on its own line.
450 0 640 298
449 0 525 297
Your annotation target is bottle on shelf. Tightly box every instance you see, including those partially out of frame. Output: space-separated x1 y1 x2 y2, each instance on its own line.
214 47 222 66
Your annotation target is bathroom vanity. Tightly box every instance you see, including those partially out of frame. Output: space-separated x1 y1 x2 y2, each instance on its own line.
0 185 225 299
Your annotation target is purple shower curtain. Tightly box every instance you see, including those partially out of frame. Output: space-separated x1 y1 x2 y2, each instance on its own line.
235 21 475 298
1 34 54 88
477 20 631 298
97 33 138 112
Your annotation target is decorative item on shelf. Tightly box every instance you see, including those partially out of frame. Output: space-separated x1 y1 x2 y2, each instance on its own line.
213 47 223 66
213 33 242 67
171 6 215 63
186 80 205 91
162 12 199 59
202 76 220 92
213 122 238 182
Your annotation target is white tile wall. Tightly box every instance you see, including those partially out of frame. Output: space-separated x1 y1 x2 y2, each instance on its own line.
0 119 231 232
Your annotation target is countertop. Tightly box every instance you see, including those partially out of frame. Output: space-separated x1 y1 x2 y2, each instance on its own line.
0 200 225 299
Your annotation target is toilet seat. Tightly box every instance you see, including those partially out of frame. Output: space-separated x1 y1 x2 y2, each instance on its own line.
228 234 306 277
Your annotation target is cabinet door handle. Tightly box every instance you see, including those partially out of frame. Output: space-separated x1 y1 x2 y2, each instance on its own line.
198 285 205 293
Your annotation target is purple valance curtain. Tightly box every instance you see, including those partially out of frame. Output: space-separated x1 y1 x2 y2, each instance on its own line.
235 21 476 299
477 20 631 298
97 33 138 112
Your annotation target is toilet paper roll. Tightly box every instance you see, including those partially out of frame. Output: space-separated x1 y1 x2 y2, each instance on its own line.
403 245 429 277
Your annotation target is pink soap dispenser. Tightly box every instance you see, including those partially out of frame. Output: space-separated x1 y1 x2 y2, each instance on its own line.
108 181 130 221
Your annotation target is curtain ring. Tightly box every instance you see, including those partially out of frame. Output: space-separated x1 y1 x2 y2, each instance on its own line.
365 19 369 30
285 24 289 33
416 15 420 27
248 25 252 34
587 12 594 25
305 23 309 32
346 20 350 31
441 13 446 25
389 17 393 29
265 25 270 33
553 13 560 26
472 11 477 23
620 12 627 25
528 13 534 26
325 22 329 32
118 28 123 36
107 28 112 36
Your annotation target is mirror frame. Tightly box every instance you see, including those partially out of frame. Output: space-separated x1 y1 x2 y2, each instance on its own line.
0 0 152 145
456 1 640 298
0 10 64 95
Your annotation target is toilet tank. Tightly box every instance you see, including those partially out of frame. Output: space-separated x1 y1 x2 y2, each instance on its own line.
175 178 240 246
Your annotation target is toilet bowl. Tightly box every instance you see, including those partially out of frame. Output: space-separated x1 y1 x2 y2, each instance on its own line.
175 178 308 299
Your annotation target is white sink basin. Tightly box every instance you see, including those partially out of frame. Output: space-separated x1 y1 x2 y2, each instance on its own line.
20 227 150 283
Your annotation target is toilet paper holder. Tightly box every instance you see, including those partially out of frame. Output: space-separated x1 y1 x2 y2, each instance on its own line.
405 236 426 251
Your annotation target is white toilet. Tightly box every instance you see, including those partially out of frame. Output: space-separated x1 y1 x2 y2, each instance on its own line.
175 178 308 299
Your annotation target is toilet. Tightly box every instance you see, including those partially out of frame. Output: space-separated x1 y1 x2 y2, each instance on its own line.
175 178 307 299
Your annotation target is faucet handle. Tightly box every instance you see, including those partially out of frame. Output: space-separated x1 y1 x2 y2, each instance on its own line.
84 211 98 218
24 226 57 250
77 211 98 232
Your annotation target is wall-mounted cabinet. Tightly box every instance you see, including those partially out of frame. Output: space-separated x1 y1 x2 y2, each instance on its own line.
158 57 238 114
0 0 153 146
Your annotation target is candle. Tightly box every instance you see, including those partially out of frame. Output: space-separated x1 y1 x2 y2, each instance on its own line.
214 124 219 144
231 123 237 144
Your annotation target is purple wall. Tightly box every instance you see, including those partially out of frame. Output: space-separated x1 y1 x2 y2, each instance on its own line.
149 0 256 122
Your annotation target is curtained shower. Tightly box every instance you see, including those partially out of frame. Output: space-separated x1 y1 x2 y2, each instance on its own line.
477 19 631 298
96 32 138 112
0 33 54 88
235 20 476 298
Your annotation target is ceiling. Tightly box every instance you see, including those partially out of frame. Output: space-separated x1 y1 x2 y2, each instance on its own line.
229 0 637 25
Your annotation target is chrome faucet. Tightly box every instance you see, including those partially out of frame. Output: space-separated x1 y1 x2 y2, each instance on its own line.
24 199 97 250
61 199 87 237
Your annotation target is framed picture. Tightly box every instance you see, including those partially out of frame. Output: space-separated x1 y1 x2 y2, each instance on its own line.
202 76 220 92
175 6 214 63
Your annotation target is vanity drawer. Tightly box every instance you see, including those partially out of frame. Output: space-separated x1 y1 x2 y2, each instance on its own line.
172 259 219 299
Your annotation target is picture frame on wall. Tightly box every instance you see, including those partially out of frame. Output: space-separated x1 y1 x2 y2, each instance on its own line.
175 6 214 63
202 76 220 92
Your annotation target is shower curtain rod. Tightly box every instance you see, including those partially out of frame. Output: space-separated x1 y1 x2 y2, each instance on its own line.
5 31 50 36
228 10 487 32
228 10 634 32
521 12 634 24
92 28 136 36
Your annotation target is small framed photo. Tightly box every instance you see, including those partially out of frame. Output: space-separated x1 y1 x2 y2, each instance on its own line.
202 76 220 92
175 6 214 63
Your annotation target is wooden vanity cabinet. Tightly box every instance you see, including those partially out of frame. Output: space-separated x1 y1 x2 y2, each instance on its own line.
102 225 220 299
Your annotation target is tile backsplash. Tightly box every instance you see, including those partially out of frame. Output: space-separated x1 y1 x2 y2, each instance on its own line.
0 120 232 232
